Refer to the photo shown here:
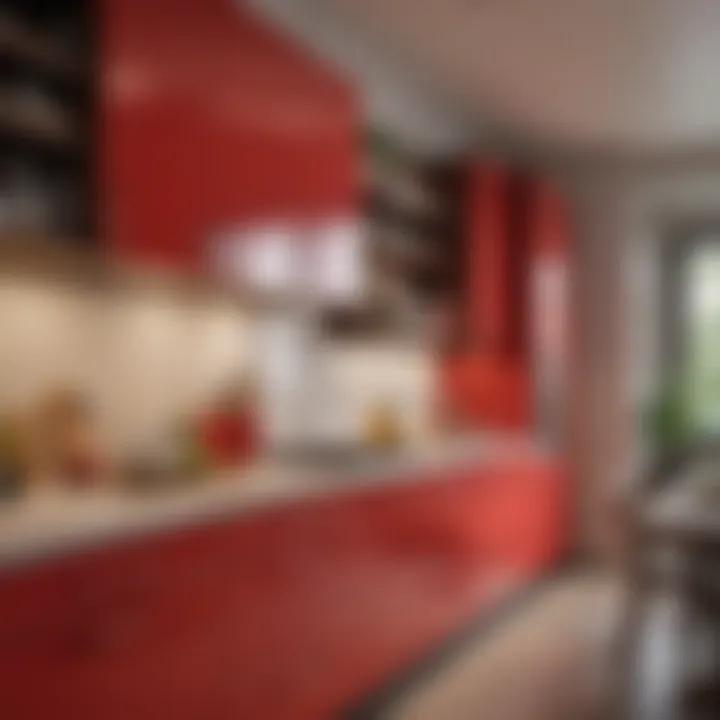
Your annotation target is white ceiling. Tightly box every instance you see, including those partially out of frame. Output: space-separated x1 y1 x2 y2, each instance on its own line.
304 0 720 154
248 0 478 154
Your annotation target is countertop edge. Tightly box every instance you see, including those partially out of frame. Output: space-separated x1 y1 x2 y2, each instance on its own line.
0 437 555 573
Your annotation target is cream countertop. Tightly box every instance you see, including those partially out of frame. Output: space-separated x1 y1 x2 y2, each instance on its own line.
0 434 552 572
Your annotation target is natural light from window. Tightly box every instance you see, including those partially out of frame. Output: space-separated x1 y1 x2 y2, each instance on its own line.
686 243 720 433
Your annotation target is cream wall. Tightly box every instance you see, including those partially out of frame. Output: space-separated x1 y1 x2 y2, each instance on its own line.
0 277 433 455
325 342 434 442
0 278 253 455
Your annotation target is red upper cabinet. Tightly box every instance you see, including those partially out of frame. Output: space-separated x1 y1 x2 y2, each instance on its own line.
464 164 538 359
465 163 511 354
441 165 571 431
100 0 359 270
442 163 534 429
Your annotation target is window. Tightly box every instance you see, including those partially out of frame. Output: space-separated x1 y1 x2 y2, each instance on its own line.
662 231 720 440
684 241 720 433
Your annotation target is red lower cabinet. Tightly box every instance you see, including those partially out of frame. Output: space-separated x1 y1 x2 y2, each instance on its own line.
0 459 567 720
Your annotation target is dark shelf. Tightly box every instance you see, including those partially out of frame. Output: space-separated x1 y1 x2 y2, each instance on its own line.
318 304 398 341
360 153 466 335
0 10 82 81
0 37 80 84
0 114 77 153
366 191 448 240
0 0 94 239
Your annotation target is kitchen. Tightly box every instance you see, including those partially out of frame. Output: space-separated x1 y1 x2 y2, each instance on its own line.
0 1 570 718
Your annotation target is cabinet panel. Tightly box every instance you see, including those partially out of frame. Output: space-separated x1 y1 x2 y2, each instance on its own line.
101 0 357 270
0 460 567 720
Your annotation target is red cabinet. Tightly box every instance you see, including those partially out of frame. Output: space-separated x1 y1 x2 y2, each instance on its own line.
0 459 567 720
101 0 358 270
440 166 571 432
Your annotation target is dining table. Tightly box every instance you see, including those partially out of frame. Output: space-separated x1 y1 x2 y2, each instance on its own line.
619 455 720 719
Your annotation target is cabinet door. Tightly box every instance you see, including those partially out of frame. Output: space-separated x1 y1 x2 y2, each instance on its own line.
0 531 241 720
60 517 317 720
102 0 357 271
0 557 104 720
66 532 240 720
479 462 567 572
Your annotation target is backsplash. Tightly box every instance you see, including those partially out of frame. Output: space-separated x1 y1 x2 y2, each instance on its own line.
0 278 433 454
0 278 252 455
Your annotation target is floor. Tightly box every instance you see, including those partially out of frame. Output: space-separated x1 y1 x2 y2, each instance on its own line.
374 574 639 720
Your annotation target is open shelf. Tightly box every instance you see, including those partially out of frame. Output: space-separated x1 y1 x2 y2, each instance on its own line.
0 0 94 242
0 111 77 149
355 131 466 344
0 18 81 82
0 232 318 313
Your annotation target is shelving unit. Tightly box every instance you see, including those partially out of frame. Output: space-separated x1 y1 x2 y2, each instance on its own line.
325 130 466 344
0 0 94 244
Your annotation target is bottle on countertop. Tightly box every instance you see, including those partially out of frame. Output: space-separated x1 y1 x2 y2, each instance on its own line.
0 412 30 501
35 388 109 490
175 418 212 481
199 379 261 472
122 416 213 494
363 400 404 452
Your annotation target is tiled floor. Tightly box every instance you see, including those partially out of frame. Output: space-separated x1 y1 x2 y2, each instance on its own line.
382 574 623 720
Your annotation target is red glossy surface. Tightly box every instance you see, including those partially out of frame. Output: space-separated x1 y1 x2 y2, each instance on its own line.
0 459 566 720
440 164 531 429
441 168 570 430
440 354 532 430
199 407 260 468
100 0 358 269
466 163 511 353
531 180 571 258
